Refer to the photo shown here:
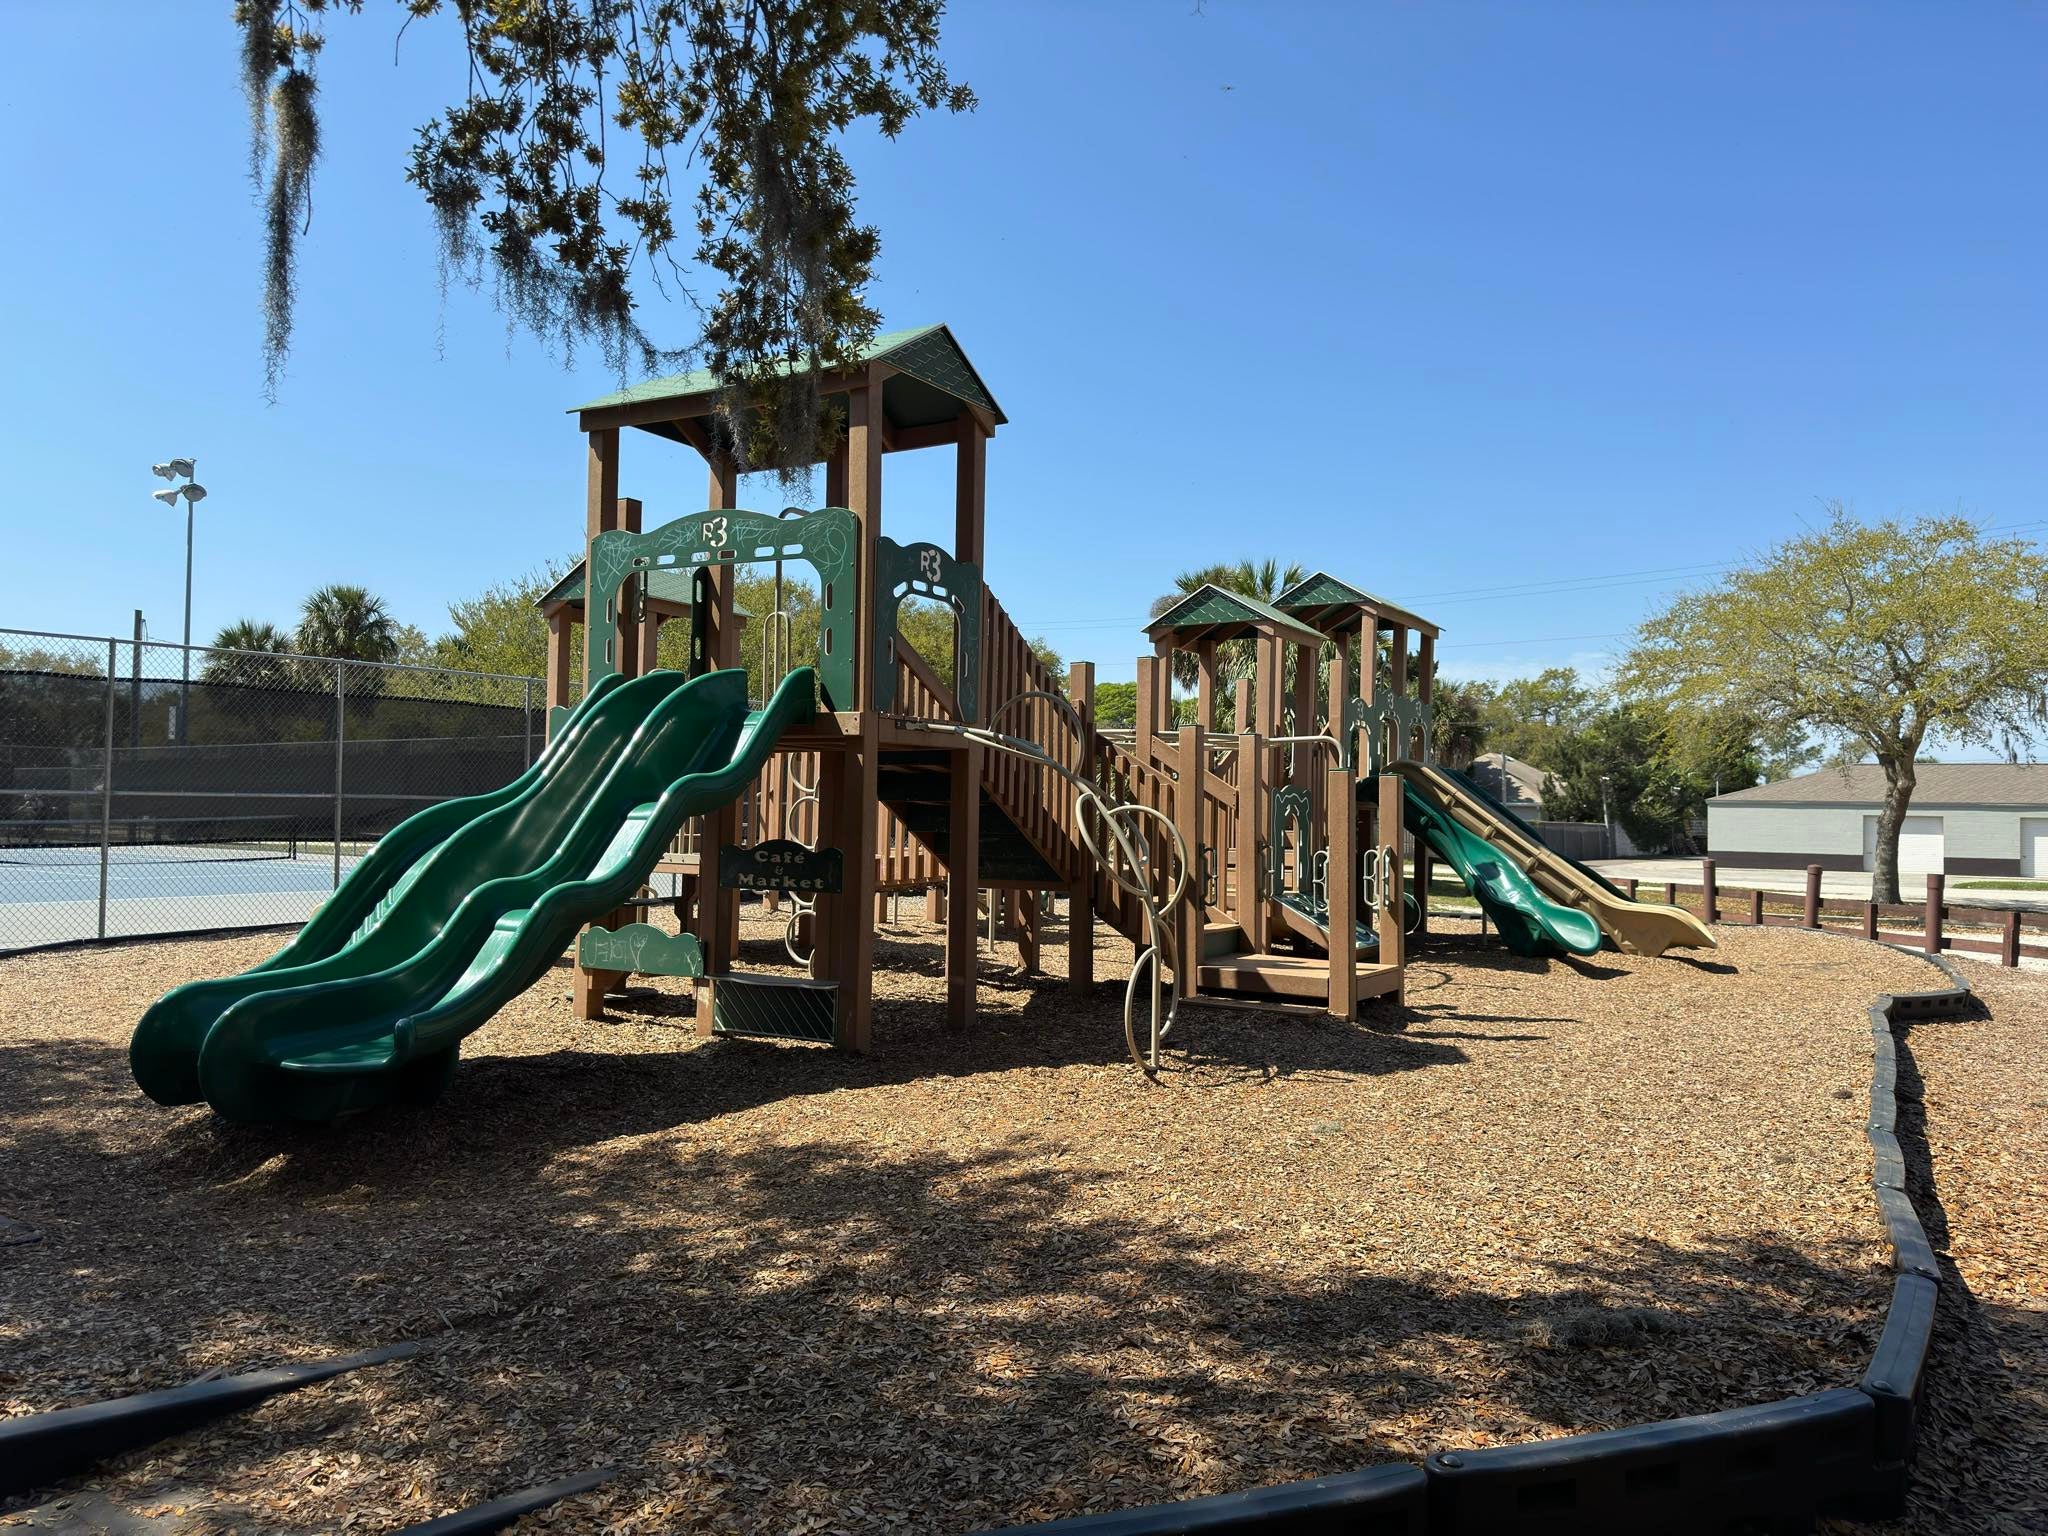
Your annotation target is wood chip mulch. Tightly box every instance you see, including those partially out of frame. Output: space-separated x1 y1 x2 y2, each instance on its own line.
1830 957 2048 1536
0 914 1955 1532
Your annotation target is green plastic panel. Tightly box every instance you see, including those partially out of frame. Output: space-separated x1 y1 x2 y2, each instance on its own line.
588 507 858 710
578 923 704 978
1341 694 1433 774
872 537 982 723
711 976 838 1044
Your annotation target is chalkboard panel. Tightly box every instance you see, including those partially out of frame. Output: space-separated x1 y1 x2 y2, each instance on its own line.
718 839 844 894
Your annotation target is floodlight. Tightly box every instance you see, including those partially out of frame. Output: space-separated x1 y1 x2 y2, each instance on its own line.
152 462 179 481
151 487 181 507
179 482 208 504
166 457 196 478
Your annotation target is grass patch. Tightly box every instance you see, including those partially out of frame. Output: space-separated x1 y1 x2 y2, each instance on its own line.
1955 878 2048 891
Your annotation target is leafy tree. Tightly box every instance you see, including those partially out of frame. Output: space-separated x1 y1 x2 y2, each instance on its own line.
236 0 973 473
1093 680 1136 729
1466 667 1593 770
436 564 570 679
1621 507 2048 900
202 619 297 687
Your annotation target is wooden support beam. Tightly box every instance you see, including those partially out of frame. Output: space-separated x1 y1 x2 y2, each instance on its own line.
946 743 982 1026
847 368 885 712
1195 640 1217 731
544 610 573 720
1327 763 1358 1020
581 428 620 686
1134 654 1160 765
1068 661 1096 995
1231 679 1252 741
955 412 987 568
1326 631 1351 746
1174 725 1206 999
1376 771 1405 1004
1236 727 1266 951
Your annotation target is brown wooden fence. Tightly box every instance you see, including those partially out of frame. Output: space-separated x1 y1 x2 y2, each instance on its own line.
1608 860 2048 968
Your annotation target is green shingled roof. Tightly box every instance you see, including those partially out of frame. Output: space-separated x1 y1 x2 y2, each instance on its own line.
1275 571 1438 637
538 560 753 617
569 323 1005 427
1145 584 1323 648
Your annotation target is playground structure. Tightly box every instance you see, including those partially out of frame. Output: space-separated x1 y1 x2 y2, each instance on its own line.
130 324 1714 1120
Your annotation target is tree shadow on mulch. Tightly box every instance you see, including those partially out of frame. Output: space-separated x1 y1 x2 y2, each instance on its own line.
1 1008 1901 1534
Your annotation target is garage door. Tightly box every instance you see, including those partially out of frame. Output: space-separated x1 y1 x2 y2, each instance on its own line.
1863 815 1944 876
2023 818 2048 879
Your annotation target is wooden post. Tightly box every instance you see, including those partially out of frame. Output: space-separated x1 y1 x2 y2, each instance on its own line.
1748 888 1764 925
581 427 619 685
1235 727 1265 951
1924 872 1943 956
1230 679 1252 742
1068 660 1096 995
544 609 574 724
1194 640 1217 732
1701 858 1717 924
1416 632 1435 716
1174 725 1205 999
946 743 982 1026
1326 630 1351 751
839 728 880 1048
1621 877 1637 899
1327 763 1358 1020
2001 908 2021 967
694 458 742 1006
1376 771 1405 1003
1862 900 1878 941
925 884 943 923
954 412 986 568
1804 865 1822 928
847 368 884 711
1134 654 1160 765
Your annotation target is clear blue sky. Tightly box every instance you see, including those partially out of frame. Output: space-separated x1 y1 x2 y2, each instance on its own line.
3 2 2043 706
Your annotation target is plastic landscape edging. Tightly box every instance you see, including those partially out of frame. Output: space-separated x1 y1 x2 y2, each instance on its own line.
980 936 1975 1536
389 1466 618 1534
0 1340 419 1499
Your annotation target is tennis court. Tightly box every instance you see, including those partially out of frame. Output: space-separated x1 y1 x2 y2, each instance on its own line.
0 828 369 950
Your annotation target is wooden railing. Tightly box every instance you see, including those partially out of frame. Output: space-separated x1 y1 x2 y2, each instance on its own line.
978 589 1087 884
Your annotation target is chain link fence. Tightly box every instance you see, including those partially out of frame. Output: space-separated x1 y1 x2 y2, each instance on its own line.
1 627 541 953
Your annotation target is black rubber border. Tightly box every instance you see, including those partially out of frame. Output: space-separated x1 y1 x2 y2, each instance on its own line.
0 1341 418 1499
982 942 1974 1535
390 1465 617 1534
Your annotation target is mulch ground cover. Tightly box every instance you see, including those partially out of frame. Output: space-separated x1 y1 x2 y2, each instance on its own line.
0 912 1971 1532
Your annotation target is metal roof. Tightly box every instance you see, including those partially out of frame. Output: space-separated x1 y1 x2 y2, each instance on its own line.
569 323 1005 430
1275 571 1438 638
1145 584 1324 648
1711 763 2048 808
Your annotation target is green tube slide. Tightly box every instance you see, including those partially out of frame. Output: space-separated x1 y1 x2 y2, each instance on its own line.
1401 780 1602 959
132 667 814 1123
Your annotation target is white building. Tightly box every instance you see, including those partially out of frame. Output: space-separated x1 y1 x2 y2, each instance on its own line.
1707 764 2048 878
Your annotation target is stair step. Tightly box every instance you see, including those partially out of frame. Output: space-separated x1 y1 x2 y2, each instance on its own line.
1196 953 1406 1004
1200 921 1246 961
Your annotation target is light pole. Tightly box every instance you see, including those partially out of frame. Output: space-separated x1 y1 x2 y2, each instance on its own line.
150 458 206 743
1598 772 1615 860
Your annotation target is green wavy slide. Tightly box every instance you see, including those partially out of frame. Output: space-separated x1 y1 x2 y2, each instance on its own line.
132 666 814 1123
1400 779 1603 959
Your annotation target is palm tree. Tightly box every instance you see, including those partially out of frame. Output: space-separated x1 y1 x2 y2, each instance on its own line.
201 619 295 687
296 585 400 664
1150 557 1309 701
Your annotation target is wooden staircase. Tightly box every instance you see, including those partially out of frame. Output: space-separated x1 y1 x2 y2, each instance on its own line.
876 750 1062 886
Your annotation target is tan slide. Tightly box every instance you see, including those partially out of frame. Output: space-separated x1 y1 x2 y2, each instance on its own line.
1390 761 1717 958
